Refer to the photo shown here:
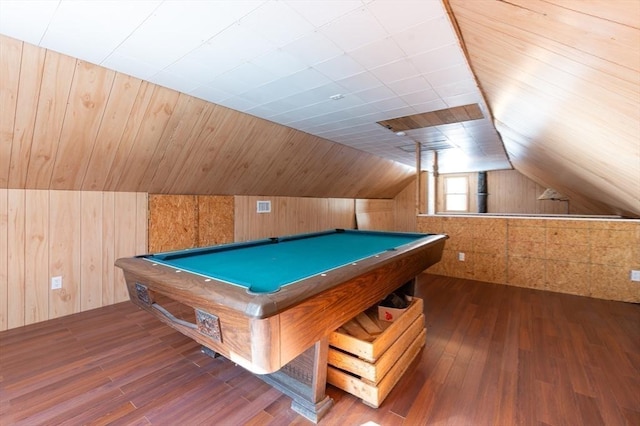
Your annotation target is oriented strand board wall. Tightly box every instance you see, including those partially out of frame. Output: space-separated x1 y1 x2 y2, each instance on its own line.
0 189 147 331
148 195 234 252
234 196 356 242
417 215 640 303
149 195 356 249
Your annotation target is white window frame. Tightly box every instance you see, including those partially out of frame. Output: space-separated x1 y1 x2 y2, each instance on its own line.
443 175 469 212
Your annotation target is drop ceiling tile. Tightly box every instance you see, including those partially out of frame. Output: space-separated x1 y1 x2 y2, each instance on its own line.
336 72 382 93
370 58 420 84
285 68 334 90
162 55 241 85
150 70 201 94
206 73 265 98
373 102 414 117
240 1 314 47
189 84 235 104
213 0 267 21
0 0 60 45
249 49 310 80
219 95 258 112
392 17 457 57
410 44 465 74
285 0 364 28
313 54 366 80
213 62 280 93
367 0 445 34
387 75 431 96
102 52 160 81
39 1 161 65
400 89 440 107
319 7 388 52
434 80 478 99
244 104 282 117
111 1 247 70
355 85 396 103
187 24 276 69
349 37 406 69
443 93 483 108
281 32 344 66
425 63 474 87
410 99 449 114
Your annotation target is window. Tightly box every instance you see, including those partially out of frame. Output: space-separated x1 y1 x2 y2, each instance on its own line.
444 176 469 212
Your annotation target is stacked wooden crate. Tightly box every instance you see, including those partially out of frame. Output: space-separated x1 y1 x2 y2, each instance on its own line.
327 297 426 407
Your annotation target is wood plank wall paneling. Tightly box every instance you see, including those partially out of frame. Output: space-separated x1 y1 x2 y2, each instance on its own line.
81 74 143 191
0 189 7 330
25 190 48 324
447 0 640 217
435 170 609 215
0 190 147 331
0 34 414 201
488 170 568 214
233 196 356 242
417 215 640 303
0 37 22 187
49 191 81 319
355 199 394 231
25 50 76 189
7 43 45 188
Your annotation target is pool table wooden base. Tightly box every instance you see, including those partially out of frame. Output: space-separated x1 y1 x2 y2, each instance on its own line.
117 231 448 423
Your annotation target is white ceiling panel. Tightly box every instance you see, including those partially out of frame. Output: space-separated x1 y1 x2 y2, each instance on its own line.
0 0 510 172
285 0 363 28
240 1 314 47
319 7 387 52
0 0 64 45
367 0 445 33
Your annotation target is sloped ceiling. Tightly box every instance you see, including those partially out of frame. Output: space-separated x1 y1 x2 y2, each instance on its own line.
0 0 638 216
447 0 640 217
0 0 509 201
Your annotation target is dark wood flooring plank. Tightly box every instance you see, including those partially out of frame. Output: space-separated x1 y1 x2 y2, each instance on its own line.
1 274 638 425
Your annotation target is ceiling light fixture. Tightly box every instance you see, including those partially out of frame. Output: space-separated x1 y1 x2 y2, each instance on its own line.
329 94 344 100
395 131 406 136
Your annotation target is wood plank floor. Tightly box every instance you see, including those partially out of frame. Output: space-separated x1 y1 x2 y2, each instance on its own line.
1 274 639 425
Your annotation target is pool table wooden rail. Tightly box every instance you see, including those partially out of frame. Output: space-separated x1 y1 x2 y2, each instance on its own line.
116 233 447 375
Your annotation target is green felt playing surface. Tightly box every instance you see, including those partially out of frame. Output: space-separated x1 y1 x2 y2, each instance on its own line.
147 230 427 293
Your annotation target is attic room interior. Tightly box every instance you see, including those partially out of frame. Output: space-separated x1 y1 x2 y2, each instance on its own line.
0 0 638 425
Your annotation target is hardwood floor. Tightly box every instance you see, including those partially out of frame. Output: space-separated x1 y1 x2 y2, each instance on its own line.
1 274 638 425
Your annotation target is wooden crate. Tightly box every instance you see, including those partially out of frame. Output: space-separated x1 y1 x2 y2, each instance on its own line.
327 297 426 407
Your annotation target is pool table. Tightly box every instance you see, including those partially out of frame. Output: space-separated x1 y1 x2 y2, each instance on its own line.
116 229 447 422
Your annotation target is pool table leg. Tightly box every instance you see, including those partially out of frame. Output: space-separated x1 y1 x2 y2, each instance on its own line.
259 337 333 423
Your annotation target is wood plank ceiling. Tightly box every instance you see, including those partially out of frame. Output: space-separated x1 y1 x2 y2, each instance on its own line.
447 0 640 217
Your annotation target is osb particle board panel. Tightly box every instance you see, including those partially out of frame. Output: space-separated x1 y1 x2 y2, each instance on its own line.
417 215 640 303
198 196 234 247
148 194 198 253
